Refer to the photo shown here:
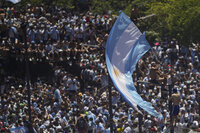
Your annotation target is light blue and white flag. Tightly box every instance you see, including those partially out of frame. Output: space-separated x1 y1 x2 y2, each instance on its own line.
7 0 21 4
10 126 28 133
106 12 159 117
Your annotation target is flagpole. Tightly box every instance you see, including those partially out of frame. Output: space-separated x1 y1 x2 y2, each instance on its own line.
108 79 113 133
137 81 143 133
169 84 174 133
138 113 143 133
22 20 33 133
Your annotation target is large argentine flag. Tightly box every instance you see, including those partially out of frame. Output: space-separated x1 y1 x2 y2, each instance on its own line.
7 0 21 4
106 12 159 117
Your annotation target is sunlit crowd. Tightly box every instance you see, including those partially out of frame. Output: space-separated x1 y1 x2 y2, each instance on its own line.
0 5 200 133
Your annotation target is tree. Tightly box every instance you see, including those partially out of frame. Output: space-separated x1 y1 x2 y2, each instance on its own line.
147 0 200 45
90 0 112 15
90 0 132 15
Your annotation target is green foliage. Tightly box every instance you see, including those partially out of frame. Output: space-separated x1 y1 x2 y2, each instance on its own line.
90 0 132 15
90 0 112 15
147 0 200 45
124 0 149 16
16 0 75 9
53 0 74 9
146 30 161 44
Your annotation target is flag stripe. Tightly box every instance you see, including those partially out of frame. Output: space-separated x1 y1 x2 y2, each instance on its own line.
6 0 21 4
106 12 133 60
106 12 160 117
111 22 142 73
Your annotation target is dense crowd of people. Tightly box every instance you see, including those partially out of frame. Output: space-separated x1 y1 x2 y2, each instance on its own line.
0 5 200 133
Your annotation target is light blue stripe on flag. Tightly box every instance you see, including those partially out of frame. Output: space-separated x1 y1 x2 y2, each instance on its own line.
106 12 160 117
10 126 28 133
6 0 21 4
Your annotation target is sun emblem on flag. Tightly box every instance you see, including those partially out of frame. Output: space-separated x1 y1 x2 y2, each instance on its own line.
113 66 120 77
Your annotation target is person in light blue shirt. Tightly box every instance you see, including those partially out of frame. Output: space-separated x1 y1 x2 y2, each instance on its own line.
28 27 36 44
50 26 60 43
88 111 96 123
54 88 62 105
88 117 96 133
95 120 105 133
8 26 17 44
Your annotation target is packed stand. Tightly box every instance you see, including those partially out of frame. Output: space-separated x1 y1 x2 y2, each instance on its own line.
0 5 200 133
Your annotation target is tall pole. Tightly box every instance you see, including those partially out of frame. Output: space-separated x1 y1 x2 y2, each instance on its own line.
108 82 113 133
168 65 174 133
138 113 143 133
169 84 174 133
137 82 142 133
22 21 33 132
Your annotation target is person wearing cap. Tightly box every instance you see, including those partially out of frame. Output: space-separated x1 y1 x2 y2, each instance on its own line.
170 88 181 127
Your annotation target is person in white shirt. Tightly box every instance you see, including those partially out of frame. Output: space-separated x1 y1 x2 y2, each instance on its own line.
8 26 17 44
67 78 78 92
